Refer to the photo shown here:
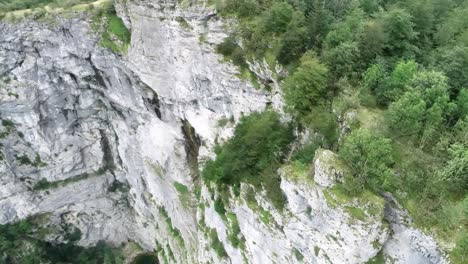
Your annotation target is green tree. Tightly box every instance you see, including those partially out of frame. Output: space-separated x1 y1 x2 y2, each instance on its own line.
277 13 308 65
282 52 329 118
375 60 418 105
359 19 388 65
217 0 261 17
439 143 468 194
381 8 418 59
304 0 335 48
363 62 386 93
263 1 294 33
339 129 394 191
359 0 382 14
302 105 339 146
323 41 361 80
387 70 457 147
456 88 468 120
436 46 468 96
435 6 468 46
323 7 365 49
202 111 294 209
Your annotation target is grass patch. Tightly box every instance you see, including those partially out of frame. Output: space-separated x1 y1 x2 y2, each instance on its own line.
366 250 385 264
226 213 244 249
174 182 189 194
0 0 95 13
281 160 313 184
158 207 184 246
175 16 192 30
293 248 304 261
217 117 230 127
244 191 273 226
33 167 107 191
92 5 130 54
324 184 385 221
314 245 320 256
0 0 111 22
173 182 191 208
344 206 367 221
209 228 227 258
149 162 164 177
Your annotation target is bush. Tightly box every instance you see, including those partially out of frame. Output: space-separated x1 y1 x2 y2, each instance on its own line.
277 15 308 65
339 128 395 191
0 218 124 264
203 111 294 209
209 229 227 258
387 70 456 147
263 2 294 34
282 52 329 118
93 8 131 54
439 144 468 194
216 36 238 57
302 106 339 147
323 41 361 80
214 197 226 215
375 60 418 105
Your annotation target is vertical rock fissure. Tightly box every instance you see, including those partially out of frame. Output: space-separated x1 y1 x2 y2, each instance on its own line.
181 119 200 179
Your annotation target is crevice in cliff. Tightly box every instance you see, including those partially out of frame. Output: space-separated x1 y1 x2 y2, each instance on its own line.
181 119 200 179
86 57 108 89
143 91 162 119
99 129 115 173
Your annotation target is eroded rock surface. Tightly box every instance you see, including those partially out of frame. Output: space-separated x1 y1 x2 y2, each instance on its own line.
0 1 449 263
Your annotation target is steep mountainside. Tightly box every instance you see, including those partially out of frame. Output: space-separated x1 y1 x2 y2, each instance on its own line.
0 0 453 263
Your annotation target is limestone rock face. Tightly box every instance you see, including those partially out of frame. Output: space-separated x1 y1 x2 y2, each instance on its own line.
313 148 347 187
0 1 449 263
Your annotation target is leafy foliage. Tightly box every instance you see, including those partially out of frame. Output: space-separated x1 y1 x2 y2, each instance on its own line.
282 53 329 118
339 129 395 192
387 70 456 147
203 111 294 209
93 7 131 54
0 219 124 264
214 4 468 258
0 0 95 13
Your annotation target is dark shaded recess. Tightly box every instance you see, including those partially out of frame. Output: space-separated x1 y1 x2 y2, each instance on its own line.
143 91 162 119
99 129 115 172
132 253 159 264
86 57 108 88
181 119 201 179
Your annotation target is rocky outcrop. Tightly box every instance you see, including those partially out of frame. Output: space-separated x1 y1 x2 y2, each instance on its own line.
382 193 449 263
0 0 449 263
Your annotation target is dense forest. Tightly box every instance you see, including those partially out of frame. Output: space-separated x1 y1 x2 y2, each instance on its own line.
206 0 467 263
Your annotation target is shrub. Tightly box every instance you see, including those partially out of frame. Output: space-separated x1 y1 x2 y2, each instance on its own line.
387 70 456 147
216 36 238 57
214 197 226 215
203 111 294 209
375 60 418 105
282 52 329 119
339 129 395 191
439 144 468 194
209 229 227 258
263 2 294 33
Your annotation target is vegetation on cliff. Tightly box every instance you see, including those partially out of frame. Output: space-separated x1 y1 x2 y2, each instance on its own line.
203 111 294 209
211 0 467 262
0 217 125 264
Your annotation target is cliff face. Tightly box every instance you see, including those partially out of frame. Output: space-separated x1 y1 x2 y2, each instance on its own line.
0 0 448 263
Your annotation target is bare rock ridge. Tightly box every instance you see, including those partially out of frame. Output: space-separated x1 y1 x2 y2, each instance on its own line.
0 0 448 263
